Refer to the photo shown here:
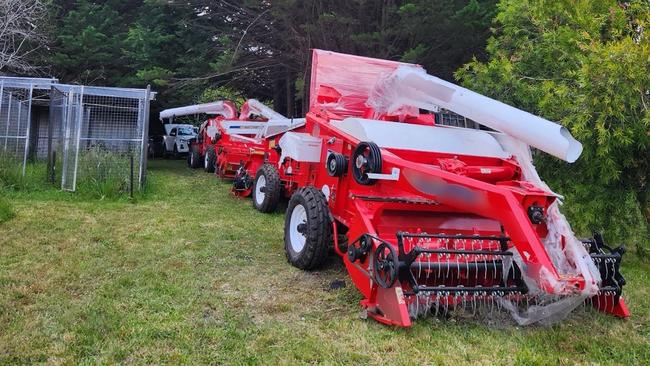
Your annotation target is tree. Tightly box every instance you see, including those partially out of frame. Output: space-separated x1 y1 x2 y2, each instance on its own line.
50 0 130 84
190 0 498 116
456 0 650 254
0 0 48 74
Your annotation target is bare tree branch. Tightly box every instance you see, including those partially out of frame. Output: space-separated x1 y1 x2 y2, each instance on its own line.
0 0 47 74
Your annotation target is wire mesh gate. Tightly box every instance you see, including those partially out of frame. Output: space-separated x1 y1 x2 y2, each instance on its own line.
0 76 153 193
0 78 39 176
52 85 152 192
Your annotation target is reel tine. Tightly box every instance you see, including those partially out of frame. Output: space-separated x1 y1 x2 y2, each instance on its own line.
472 294 477 316
433 295 439 318
445 293 449 317
524 295 530 309
446 254 451 279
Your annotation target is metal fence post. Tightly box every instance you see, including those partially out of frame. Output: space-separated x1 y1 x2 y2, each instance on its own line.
61 89 74 190
4 92 12 152
0 81 3 145
138 85 151 189
130 153 134 198
22 84 34 176
47 87 55 183
16 99 22 156
71 86 85 192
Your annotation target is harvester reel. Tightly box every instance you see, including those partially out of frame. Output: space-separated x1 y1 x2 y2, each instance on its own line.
352 142 382 185
373 242 399 289
327 152 348 177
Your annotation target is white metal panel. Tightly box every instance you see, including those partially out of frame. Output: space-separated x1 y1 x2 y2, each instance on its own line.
278 132 322 166
332 118 510 159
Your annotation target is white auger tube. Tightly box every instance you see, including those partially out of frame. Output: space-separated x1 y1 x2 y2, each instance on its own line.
367 66 583 163
159 101 237 120
240 99 288 121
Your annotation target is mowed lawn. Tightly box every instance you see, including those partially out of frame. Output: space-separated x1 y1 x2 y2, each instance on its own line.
1 160 648 365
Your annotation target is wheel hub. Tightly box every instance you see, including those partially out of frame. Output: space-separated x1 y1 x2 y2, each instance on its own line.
255 175 266 205
355 154 366 169
289 204 308 253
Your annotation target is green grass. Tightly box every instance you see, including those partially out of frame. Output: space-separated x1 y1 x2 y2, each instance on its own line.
1 160 648 365
0 196 14 223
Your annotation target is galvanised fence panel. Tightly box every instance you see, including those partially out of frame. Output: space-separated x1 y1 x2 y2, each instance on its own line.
0 76 153 193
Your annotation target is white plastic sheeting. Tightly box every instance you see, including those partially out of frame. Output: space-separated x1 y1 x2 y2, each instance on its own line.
367 67 583 163
159 101 237 120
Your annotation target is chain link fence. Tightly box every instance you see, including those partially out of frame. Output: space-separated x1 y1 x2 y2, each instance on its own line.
0 76 153 194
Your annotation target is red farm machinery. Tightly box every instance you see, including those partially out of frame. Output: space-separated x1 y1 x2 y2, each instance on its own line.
271 50 630 326
159 98 307 212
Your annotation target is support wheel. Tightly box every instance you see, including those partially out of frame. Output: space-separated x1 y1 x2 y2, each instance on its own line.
188 145 201 169
352 141 382 185
204 146 216 173
253 164 281 213
284 186 331 270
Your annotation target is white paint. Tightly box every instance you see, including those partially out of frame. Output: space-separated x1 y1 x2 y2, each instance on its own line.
289 204 307 253
255 174 266 205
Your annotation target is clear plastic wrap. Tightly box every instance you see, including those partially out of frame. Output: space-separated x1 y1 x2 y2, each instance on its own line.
493 134 601 325
367 66 583 162
309 49 422 117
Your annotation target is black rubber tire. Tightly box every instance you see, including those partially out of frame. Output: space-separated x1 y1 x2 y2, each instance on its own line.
284 186 331 270
204 146 216 173
253 164 281 213
188 145 202 169
172 145 179 159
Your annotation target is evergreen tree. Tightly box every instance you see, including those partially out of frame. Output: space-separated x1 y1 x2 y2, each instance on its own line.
457 0 650 253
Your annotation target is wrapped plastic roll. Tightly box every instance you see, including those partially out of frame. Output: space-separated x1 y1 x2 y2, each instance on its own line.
367 67 583 163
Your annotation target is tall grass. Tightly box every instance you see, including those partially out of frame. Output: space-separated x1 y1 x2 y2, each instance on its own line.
75 145 138 199
0 153 48 191
0 196 14 223
0 147 148 200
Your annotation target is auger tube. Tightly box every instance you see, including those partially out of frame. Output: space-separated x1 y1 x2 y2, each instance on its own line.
159 101 237 120
240 99 288 121
367 66 583 163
